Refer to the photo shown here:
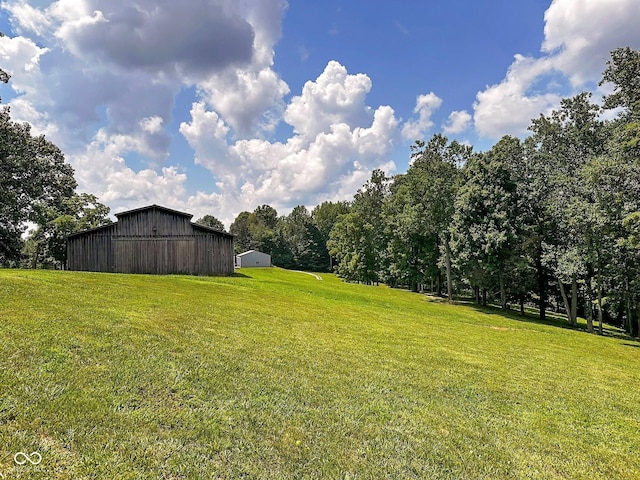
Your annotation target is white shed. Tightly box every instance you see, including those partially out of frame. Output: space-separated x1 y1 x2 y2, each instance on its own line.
235 250 272 268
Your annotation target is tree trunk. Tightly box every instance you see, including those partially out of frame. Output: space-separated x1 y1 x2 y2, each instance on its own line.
482 288 487 307
635 300 640 338
624 281 632 334
475 286 481 305
411 247 418 292
444 238 453 304
31 243 39 269
498 269 507 310
571 275 578 327
585 269 594 333
597 268 604 335
519 295 525 316
536 254 546 322
558 278 572 325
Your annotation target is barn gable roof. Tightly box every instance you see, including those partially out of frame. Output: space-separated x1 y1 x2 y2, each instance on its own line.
115 204 193 219
67 204 234 239
192 222 234 238
66 222 116 239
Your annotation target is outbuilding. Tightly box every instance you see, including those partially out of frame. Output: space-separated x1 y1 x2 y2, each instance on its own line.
235 250 271 268
66 204 234 275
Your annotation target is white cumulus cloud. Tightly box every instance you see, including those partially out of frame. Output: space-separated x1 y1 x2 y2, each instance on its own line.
0 0 292 217
401 92 442 141
473 0 640 139
443 110 472 135
284 60 374 140
181 61 399 220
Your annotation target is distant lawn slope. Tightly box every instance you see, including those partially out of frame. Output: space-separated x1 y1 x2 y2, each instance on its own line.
1 268 639 479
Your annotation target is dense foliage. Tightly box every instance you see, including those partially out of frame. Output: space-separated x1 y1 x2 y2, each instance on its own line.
229 203 336 272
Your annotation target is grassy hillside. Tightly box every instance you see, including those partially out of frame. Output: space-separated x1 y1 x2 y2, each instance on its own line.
0 268 639 479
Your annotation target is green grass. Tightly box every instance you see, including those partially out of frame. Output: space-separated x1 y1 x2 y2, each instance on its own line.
1 268 639 479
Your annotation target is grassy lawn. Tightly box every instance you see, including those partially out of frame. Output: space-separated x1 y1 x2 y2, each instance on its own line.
0 268 639 479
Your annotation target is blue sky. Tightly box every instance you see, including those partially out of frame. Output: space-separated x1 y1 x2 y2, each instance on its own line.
1 0 639 226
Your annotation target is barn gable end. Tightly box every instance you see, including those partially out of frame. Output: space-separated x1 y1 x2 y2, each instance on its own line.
67 205 234 276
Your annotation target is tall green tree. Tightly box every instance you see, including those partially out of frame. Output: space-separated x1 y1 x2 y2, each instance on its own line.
0 74 76 264
591 46 640 335
311 201 350 271
229 211 252 253
383 169 438 292
25 193 111 268
195 214 226 232
274 206 329 271
329 170 388 284
452 136 523 310
328 211 376 283
229 205 280 255
525 93 607 327
407 135 469 302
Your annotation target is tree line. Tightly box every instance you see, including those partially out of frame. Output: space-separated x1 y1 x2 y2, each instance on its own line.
224 47 640 336
328 47 640 336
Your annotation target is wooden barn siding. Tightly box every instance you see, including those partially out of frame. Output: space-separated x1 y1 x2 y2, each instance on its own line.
112 235 233 275
113 237 193 274
67 232 114 272
117 208 192 236
67 208 234 275
193 231 234 275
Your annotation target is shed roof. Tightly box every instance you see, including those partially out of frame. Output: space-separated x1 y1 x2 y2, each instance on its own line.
236 250 270 257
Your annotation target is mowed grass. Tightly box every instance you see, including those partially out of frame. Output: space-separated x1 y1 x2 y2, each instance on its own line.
0 268 639 479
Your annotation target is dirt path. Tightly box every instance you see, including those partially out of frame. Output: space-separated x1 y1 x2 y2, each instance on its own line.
291 270 323 280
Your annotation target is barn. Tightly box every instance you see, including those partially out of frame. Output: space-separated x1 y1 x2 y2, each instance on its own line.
235 250 271 268
66 205 234 275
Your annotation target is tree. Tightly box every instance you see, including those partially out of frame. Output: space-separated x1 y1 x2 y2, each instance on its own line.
407 135 468 302
253 204 278 230
524 93 607 327
451 137 523 310
0 77 76 264
274 206 329 271
229 205 279 255
311 201 350 270
384 170 438 292
229 211 253 253
328 212 376 283
362 169 390 284
329 170 388 284
601 47 640 118
25 193 111 268
195 214 226 232
590 48 640 335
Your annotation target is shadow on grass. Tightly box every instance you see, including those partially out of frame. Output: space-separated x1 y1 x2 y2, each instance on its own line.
232 272 251 278
450 297 640 344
